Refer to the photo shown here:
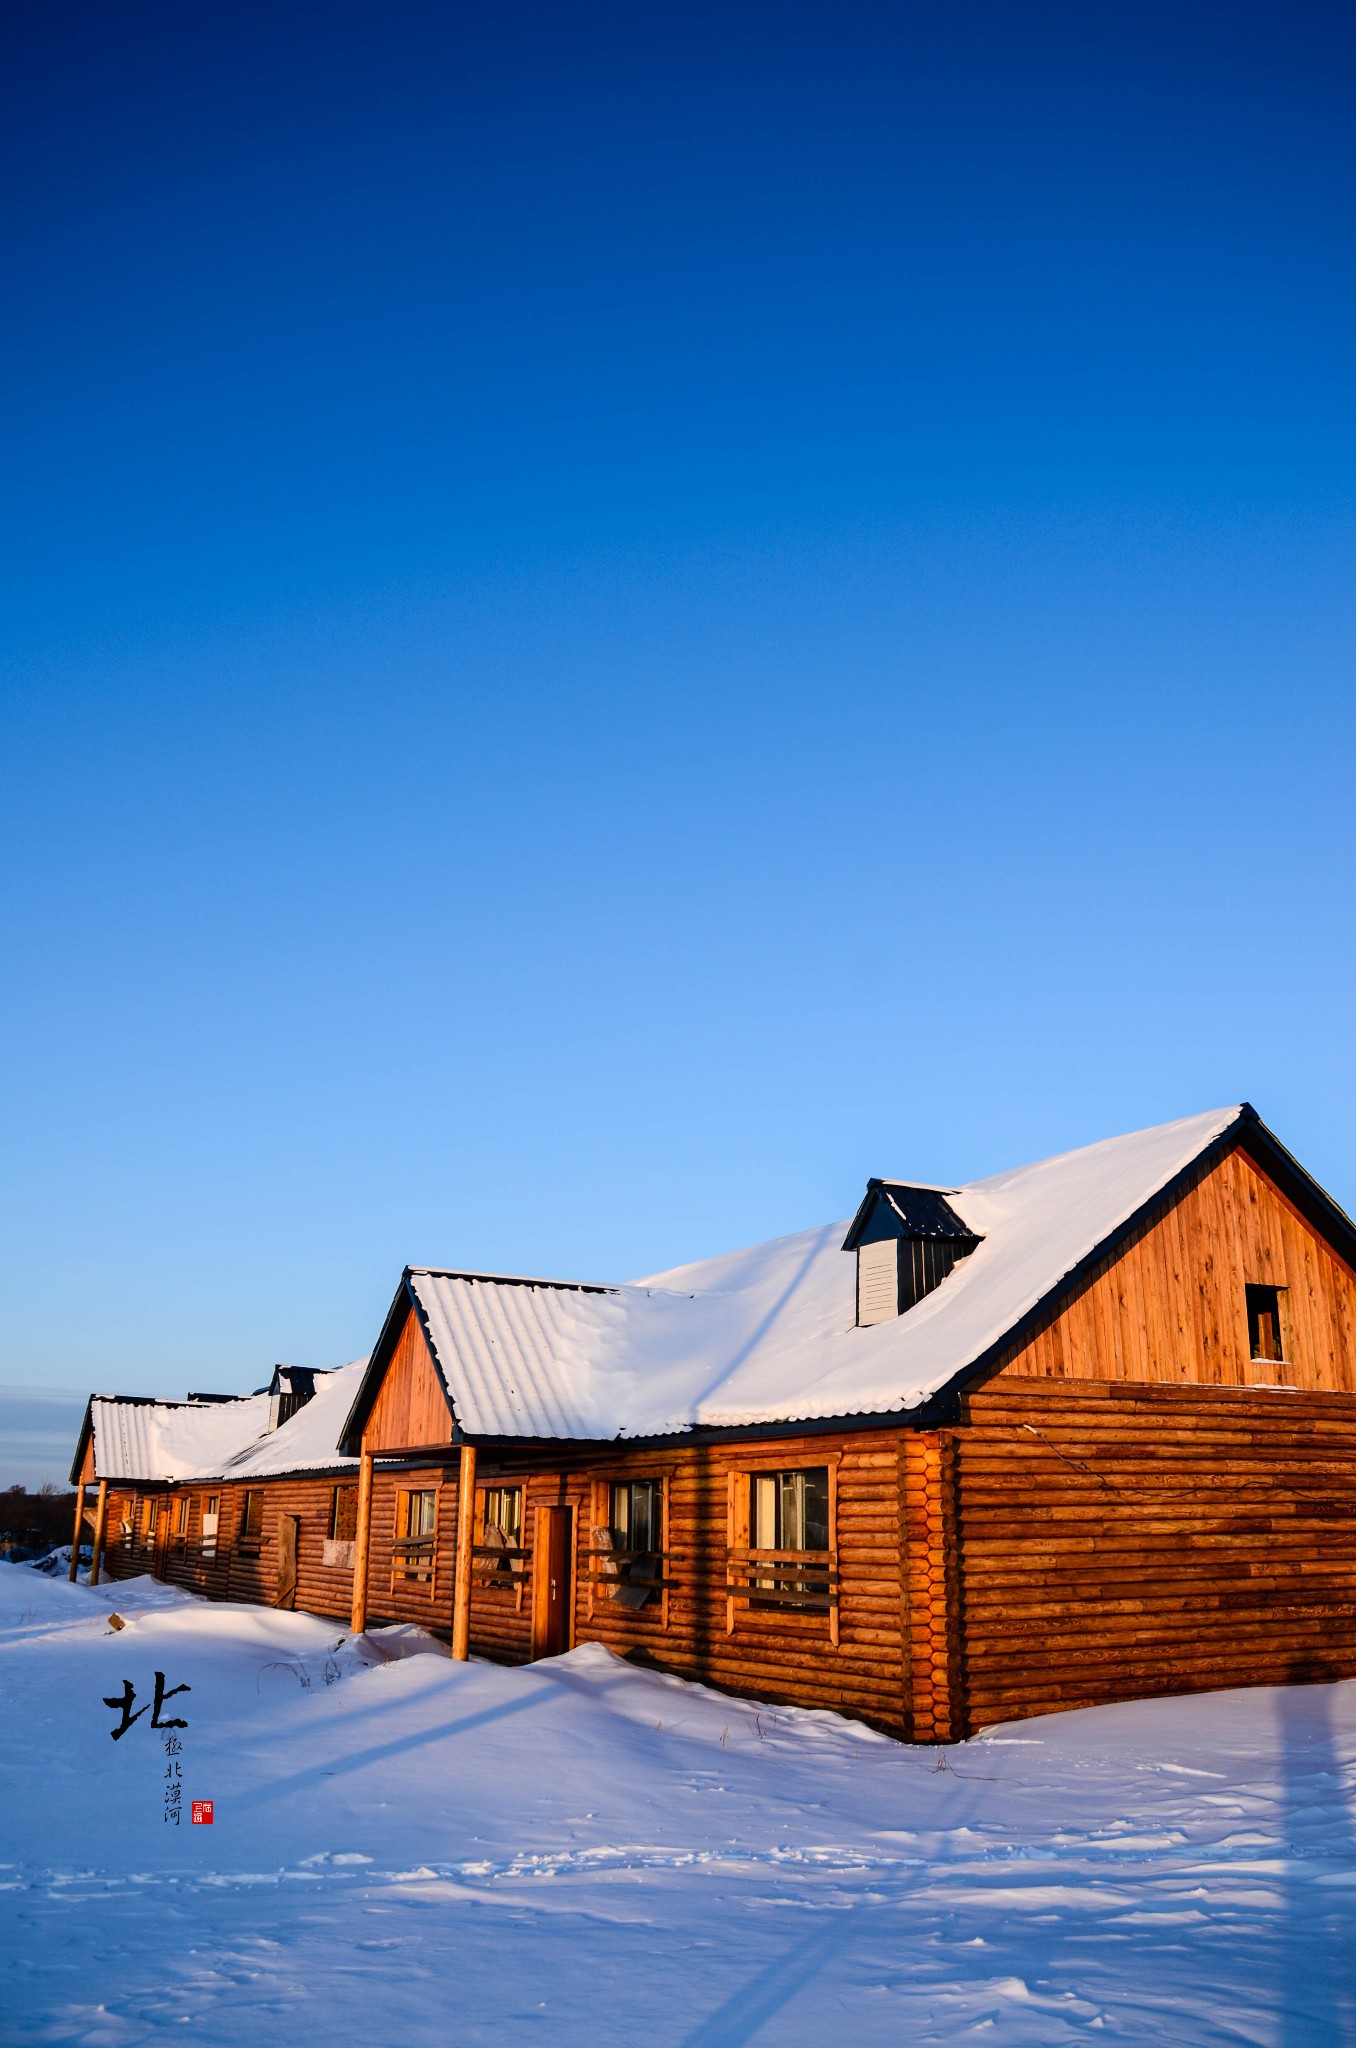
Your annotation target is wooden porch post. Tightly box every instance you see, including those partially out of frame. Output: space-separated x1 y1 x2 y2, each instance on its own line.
451 1442 477 1661
89 1480 109 1589
68 1485 85 1581
350 1446 374 1634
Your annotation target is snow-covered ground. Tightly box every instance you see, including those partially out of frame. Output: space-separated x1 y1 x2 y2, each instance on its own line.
3 1570 1355 2045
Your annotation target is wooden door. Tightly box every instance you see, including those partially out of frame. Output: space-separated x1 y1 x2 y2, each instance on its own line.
152 1501 170 1581
276 1515 300 1610
532 1506 573 1658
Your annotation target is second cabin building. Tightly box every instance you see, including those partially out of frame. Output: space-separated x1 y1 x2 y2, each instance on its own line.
77 1104 1356 1740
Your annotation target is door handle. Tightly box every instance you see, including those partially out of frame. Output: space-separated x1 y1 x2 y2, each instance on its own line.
550 1578 558 1599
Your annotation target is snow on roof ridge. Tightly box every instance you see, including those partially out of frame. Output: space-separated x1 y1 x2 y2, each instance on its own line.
408 1265 617 1293
959 1103 1245 1197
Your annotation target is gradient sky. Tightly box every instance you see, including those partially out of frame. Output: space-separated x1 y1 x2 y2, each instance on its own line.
1 2 1353 1455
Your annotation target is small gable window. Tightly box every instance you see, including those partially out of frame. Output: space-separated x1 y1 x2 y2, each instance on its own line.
1247 1284 1287 1364
843 1182 981 1328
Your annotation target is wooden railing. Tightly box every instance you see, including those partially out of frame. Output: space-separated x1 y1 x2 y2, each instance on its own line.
580 1546 677 1592
471 1542 531 1587
391 1535 436 1585
726 1548 839 1643
582 1545 674 1622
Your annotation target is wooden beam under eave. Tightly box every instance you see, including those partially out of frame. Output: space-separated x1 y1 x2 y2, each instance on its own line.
351 1447 374 1634
451 1442 477 1660
89 1480 109 1589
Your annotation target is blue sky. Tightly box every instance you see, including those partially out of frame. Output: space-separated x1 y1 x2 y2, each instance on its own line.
1 2 1353 1445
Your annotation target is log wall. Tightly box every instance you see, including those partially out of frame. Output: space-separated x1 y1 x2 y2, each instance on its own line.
474 1433 910 1731
949 1377 1356 1733
99 1437 913 1734
94 1379 1356 1746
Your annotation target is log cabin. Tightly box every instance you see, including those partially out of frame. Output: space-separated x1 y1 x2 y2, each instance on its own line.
74 1105 1356 1740
67 1363 369 1620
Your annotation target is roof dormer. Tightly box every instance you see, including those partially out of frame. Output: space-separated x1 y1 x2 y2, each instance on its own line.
842 1181 981 1327
267 1365 319 1431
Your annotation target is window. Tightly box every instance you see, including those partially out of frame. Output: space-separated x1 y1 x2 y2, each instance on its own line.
588 1479 664 1611
483 1486 522 1544
173 1495 190 1540
608 1479 661 1554
748 1466 831 1603
240 1490 264 1551
201 1494 219 1559
330 1486 359 1544
393 1488 437 1586
1247 1283 1287 1363
473 1490 524 1597
321 1484 359 1571
477 1486 524 1588
727 1460 839 1638
141 1497 156 1542
751 1467 829 1558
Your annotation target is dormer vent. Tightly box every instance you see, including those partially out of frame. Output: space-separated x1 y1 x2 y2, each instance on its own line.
267 1365 319 1432
842 1181 981 1327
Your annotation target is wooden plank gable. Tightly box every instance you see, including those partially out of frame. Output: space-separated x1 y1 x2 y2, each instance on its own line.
364 1304 456 1453
995 1141 1356 1392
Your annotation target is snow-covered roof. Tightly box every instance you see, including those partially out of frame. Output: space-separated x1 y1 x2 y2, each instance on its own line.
77 1361 367 1485
392 1106 1251 1442
218 1361 366 1480
79 1391 271 1484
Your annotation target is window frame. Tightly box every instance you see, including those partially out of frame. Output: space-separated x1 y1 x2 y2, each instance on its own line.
475 1485 527 1602
586 1473 670 1626
1246 1282 1290 1367
239 1489 264 1554
726 1451 839 1645
200 1493 220 1559
329 1484 359 1544
390 1485 440 1592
